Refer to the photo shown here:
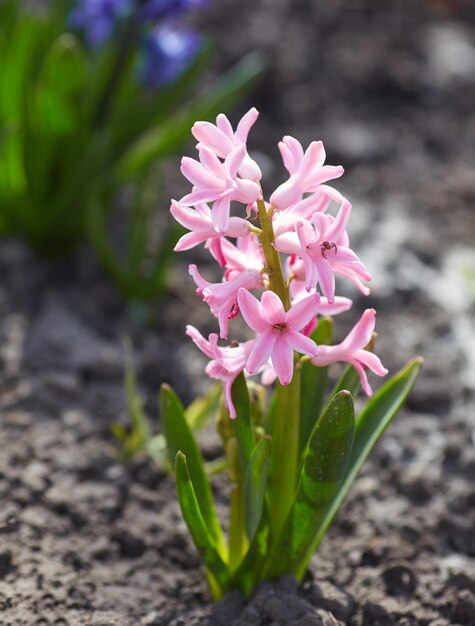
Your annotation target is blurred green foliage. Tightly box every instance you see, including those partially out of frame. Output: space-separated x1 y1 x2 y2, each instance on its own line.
0 0 263 299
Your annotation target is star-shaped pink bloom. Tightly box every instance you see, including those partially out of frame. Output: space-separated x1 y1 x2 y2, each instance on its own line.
192 108 262 182
189 265 263 339
237 289 320 385
170 200 251 252
186 326 255 418
310 309 388 395
180 145 261 232
276 201 371 302
270 136 344 211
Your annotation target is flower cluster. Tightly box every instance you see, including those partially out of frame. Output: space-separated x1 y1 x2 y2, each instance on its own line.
69 0 206 87
171 109 387 417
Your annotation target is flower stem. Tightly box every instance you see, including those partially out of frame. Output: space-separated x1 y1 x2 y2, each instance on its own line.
256 199 290 310
268 367 301 540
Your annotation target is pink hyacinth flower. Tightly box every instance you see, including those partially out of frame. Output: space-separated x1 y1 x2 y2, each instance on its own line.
270 136 344 211
192 108 262 182
189 265 263 339
272 185 346 238
276 201 371 302
310 309 388 395
213 234 265 278
170 200 251 252
180 145 261 232
238 289 320 385
186 326 254 418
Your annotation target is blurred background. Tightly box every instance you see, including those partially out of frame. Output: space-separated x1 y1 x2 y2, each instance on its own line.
0 1 475 623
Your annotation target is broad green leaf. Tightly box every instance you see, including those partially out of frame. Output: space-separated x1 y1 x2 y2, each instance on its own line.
230 372 254 470
299 318 333 456
296 357 422 578
185 383 221 431
175 452 229 599
265 391 355 579
118 52 265 177
244 437 272 542
160 384 224 554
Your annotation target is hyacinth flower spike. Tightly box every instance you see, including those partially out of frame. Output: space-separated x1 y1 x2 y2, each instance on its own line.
164 109 421 599
238 289 320 384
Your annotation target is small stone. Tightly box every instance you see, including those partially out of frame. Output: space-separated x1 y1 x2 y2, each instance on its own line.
306 580 355 621
382 564 418 596
111 527 146 558
452 589 475 626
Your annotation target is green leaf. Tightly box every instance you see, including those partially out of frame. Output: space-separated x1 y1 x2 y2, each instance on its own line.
118 52 265 177
230 372 254 470
331 363 361 398
160 384 224 554
265 391 355 579
185 383 221 431
296 357 423 578
299 317 333 456
244 437 272 542
175 452 229 599
33 33 87 135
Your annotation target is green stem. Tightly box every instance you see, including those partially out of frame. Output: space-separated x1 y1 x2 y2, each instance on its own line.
257 199 290 309
268 368 301 539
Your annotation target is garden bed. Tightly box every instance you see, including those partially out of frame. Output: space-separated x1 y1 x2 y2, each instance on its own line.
1 1 475 624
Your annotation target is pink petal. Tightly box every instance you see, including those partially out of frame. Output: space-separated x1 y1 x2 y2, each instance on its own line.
279 136 304 174
319 296 353 316
315 257 335 302
180 156 220 190
261 290 286 325
188 264 211 291
286 329 318 357
300 141 325 181
216 113 234 136
236 107 259 143
170 200 209 231
174 231 209 251
237 288 268 333
286 293 321 330
326 200 352 243
198 146 225 178
247 331 277 374
306 165 344 190
271 336 294 385
186 325 216 359
357 350 389 377
212 195 231 232
341 309 376 352
225 144 246 179
192 122 231 158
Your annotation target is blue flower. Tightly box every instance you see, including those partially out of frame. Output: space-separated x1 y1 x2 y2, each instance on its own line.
139 0 209 22
139 24 202 88
69 0 132 47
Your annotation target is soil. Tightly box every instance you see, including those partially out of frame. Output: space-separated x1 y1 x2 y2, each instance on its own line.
1 1 475 624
